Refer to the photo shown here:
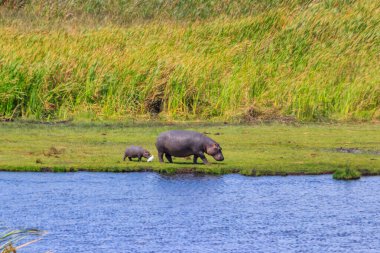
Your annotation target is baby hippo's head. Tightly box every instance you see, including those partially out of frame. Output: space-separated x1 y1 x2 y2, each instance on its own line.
206 143 224 161
143 150 151 159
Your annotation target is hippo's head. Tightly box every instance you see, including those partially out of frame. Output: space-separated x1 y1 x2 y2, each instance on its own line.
206 143 224 161
143 150 151 159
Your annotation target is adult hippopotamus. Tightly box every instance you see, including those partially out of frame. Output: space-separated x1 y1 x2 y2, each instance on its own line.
123 146 151 162
155 130 224 164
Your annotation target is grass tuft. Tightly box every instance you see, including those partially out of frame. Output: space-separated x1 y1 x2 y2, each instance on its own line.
333 167 361 180
0 228 46 252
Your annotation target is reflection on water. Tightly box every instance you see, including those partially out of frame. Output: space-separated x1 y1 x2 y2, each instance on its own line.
1 172 380 253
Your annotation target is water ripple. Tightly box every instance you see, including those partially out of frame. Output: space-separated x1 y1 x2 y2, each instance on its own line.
1 172 379 253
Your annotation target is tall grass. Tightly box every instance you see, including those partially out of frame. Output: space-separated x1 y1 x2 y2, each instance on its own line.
0 0 379 121
0 0 310 26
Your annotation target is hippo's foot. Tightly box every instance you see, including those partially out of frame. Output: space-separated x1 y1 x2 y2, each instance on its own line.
198 153 209 164
158 152 164 163
165 154 173 163
193 155 198 164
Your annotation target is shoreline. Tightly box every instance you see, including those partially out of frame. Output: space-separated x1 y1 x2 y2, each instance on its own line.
1 166 380 178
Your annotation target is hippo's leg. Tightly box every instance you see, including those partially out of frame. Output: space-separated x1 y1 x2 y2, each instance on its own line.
128 157 132 161
158 151 164 163
165 153 173 163
193 155 198 164
138 155 143 162
198 152 209 164
123 154 127 161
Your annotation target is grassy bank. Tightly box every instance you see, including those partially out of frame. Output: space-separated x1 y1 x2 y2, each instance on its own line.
0 122 379 176
0 0 379 121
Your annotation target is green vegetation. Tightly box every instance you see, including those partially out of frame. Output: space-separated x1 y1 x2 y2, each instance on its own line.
333 166 361 180
1 122 379 176
0 228 46 252
0 0 379 121
0 0 320 25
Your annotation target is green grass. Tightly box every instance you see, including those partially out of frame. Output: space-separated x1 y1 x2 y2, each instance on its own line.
333 167 361 180
0 0 379 122
1 122 379 176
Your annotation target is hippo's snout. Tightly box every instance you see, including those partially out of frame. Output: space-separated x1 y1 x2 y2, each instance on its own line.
143 150 151 159
213 153 224 161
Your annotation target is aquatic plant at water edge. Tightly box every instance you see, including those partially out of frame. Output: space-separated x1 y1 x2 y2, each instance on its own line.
333 167 361 180
0 228 46 252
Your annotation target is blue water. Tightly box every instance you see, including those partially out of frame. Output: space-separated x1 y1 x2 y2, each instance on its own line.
1 172 380 253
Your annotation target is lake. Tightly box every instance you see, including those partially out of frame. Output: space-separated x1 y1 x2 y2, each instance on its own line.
1 172 380 252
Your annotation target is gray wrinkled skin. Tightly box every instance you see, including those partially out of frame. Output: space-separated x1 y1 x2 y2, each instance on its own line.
155 130 224 164
123 146 151 162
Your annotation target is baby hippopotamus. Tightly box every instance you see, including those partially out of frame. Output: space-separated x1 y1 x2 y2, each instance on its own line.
123 146 152 162
155 130 224 164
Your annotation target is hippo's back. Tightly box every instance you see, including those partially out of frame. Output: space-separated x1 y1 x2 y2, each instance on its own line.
156 130 204 143
156 130 205 156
